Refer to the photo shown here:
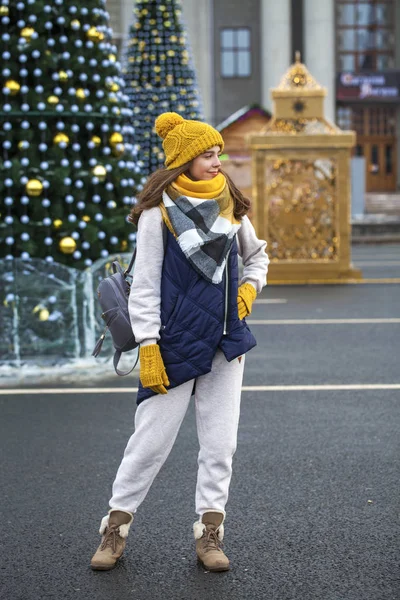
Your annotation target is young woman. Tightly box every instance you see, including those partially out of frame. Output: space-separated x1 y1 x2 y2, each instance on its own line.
91 112 269 572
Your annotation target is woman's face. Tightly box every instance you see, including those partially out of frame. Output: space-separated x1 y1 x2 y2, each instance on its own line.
188 146 222 181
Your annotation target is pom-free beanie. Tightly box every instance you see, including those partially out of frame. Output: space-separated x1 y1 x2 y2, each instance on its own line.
154 112 224 169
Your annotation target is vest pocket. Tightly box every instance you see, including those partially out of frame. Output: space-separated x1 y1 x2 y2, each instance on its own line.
163 293 184 332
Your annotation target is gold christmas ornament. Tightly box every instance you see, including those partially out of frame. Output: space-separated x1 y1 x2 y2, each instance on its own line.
82 215 91 222
91 135 101 147
18 140 26 150
86 26 98 41
112 144 125 157
109 132 123 145
108 54 116 62
53 219 63 228
5 80 21 95
76 88 86 99
39 309 50 322
92 165 107 181
47 95 59 104
0 6 9 15
71 19 81 29
107 81 119 92
58 70 68 82
26 179 43 197
21 26 34 41
59 236 77 254
53 132 70 145
121 240 128 251
86 26 103 42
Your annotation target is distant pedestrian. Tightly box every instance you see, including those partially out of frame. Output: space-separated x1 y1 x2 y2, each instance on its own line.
91 112 269 572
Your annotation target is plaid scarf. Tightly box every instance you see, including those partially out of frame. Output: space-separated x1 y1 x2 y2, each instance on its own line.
163 176 241 284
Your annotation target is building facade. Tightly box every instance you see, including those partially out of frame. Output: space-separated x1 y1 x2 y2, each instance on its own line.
109 0 400 192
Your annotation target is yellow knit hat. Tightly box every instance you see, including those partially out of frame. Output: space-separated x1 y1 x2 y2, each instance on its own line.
154 112 224 169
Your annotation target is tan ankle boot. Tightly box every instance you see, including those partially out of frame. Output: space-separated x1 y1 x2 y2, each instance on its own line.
194 511 230 572
91 509 133 570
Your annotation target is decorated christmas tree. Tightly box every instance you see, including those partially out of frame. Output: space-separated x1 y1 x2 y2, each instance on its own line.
123 0 203 175
0 0 141 268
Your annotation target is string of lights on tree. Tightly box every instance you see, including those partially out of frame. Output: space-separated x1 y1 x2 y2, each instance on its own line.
0 0 142 269
122 0 203 176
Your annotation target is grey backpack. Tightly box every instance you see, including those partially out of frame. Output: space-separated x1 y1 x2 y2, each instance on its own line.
92 249 139 376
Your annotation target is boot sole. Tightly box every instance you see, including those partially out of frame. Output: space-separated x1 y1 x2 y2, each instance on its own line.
90 562 118 571
197 557 230 572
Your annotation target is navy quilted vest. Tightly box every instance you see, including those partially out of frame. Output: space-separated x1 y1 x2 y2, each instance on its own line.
137 228 256 404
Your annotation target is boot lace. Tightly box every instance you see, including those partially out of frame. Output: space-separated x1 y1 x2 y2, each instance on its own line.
100 524 122 553
202 526 223 553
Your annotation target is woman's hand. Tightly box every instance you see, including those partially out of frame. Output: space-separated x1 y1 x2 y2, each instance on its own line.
237 283 257 320
139 344 170 394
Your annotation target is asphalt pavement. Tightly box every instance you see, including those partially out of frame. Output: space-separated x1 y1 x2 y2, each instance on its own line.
1 264 399 600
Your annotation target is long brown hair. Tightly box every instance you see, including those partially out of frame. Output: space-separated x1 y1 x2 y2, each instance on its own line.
128 164 251 226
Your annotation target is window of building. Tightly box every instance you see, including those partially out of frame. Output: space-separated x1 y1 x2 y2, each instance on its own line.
336 106 397 136
335 0 395 71
220 27 251 78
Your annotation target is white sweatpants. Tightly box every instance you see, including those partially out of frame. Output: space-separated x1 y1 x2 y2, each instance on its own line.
109 350 245 517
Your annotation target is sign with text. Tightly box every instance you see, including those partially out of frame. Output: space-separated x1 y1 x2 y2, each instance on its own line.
336 72 400 102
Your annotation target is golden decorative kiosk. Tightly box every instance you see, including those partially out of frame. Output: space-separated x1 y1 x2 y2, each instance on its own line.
249 54 362 283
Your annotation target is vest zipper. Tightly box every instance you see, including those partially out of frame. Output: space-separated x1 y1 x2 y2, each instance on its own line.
223 251 230 335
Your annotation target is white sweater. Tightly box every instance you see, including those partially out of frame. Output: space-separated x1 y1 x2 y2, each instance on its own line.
128 206 269 347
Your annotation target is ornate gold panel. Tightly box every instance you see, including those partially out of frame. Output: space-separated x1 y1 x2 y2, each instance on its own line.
265 157 339 262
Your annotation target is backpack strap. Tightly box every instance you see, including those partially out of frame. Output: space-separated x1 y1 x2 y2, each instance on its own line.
113 346 140 376
159 202 176 238
124 247 137 277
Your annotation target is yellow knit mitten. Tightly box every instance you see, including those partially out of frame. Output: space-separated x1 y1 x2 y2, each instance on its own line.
139 344 170 395
237 283 257 320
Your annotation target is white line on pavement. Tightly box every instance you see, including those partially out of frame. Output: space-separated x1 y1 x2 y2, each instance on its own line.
354 261 400 266
247 318 400 325
254 299 288 304
241 384 400 391
352 255 400 260
1 383 400 395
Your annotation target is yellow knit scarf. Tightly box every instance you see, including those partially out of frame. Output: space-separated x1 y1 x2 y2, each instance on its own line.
173 172 226 199
167 172 240 225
